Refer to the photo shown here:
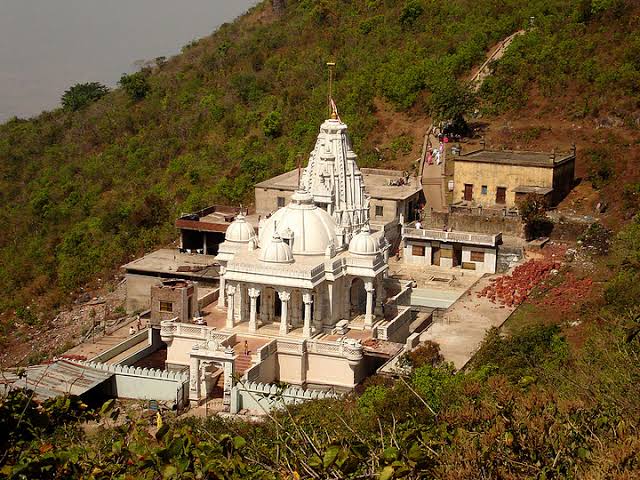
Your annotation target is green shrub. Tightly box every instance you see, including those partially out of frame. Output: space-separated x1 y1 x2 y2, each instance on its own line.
586 148 614 189
61 82 109 111
263 111 283 138
119 71 151 101
399 0 424 29
357 385 388 415
411 363 457 410
473 325 569 381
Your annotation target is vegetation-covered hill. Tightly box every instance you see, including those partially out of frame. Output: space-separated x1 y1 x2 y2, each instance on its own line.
1 0 639 325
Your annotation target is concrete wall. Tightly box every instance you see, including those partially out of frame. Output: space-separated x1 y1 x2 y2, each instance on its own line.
91 329 149 363
150 281 197 326
453 161 553 208
254 184 419 231
230 381 339 414
126 273 163 313
430 211 524 237
306 353 363 388
276 352 305 385
552 158 576 205
77 360 189 409
254 187 294 216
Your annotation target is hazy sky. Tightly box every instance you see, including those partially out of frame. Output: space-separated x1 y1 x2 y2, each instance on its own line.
0 0 257 121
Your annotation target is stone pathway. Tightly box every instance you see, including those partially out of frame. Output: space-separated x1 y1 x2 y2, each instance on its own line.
419 272 517 369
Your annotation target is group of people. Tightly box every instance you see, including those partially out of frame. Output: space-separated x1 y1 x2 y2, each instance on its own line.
426 136 449 166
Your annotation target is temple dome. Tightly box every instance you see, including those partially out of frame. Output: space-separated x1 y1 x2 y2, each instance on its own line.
348 224 380 255
259 190 338 256
224 213 256 243
259 233 294 264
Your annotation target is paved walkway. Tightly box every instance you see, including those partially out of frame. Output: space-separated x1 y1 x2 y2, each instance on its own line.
419 273 517 369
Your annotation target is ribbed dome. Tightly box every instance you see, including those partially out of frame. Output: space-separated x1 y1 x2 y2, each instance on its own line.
259 233 294 264
348 224 380 255
225 213 256 243
259 190 338 256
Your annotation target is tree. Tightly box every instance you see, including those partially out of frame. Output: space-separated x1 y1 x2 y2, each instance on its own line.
428 76 476 130
61 82 109 111
263 111 283 138
518 194 552 240
119 71 151 101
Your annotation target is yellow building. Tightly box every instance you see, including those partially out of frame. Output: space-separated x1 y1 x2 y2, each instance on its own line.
452 149 575 209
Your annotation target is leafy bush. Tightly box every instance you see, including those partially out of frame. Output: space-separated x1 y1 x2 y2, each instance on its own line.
472 325 569 381
586 148 614 189
400 341 443 368
119 71 151 100
263 111 283 138
518 194 553 240
61 82 109 111
357 385 388 415
399 0 424 29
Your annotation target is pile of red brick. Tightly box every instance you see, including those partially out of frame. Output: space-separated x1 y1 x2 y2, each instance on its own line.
478 259 561 307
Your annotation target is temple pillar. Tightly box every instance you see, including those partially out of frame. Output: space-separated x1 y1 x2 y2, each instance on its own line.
189 355 201 404
313 290 323 331
260 289 270 324
302 292 313 338
248 287 260 333
223 346 235 407
278 290 291 335
225 284 236 329
218 266 226 308
364 280 374 328
375 276 385 316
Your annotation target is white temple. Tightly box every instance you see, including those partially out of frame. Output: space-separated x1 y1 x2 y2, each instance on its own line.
161 115 414 404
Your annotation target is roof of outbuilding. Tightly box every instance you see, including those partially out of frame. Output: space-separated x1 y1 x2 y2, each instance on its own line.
2 360 113 400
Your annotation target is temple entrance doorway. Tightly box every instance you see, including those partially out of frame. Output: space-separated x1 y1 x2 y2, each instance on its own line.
350 278 366 316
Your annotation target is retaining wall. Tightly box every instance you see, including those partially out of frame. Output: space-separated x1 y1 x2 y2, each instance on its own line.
76 360 189 408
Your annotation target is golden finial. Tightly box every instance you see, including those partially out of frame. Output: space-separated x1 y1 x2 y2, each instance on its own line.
327 61 336 118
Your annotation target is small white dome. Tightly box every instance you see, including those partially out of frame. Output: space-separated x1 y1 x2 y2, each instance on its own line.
348 224 380 255
259 190 338 255
259 233 294 264
225 213 256 243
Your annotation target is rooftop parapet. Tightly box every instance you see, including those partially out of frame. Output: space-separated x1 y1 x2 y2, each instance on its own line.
402 224 502 247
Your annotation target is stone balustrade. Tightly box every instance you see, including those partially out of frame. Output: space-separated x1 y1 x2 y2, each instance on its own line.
160 319 232 345
402 226 501 247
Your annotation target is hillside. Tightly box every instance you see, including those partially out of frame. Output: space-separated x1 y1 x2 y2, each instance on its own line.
2 0 640 478
1 0 639 328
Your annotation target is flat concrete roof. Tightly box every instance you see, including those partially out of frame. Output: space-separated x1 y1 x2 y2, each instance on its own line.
513 185 554 195
123 248 219 279
255 169 422 201
176 205 242 233
456 149 575 168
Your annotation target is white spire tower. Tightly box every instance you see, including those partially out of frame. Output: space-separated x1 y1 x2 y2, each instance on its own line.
300 62 370 242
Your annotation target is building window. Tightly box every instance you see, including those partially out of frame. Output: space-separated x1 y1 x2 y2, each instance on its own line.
375 205 384 217
496 187 506 204
159 301 173 313
412 245 426 257
481 185 488 195
277 196 285 208
470 250 485 262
